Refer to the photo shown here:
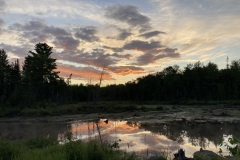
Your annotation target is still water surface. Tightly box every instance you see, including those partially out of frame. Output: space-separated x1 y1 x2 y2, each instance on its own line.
0 119 239 157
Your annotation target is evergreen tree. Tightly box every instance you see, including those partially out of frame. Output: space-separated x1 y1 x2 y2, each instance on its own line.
10 59 21 89
0 49 11 103
230 60 240 99
22 43 60 101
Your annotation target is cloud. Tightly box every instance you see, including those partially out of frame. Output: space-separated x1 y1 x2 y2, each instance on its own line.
111 53 132 59
0 0 6 14
136 53 157 65
107 66 145 76
0 18 4 26
0 18 4 33
53 36 80 50
56 64 114 81
74 26 100 42
9 20 80 50
105 5 151 31
80 49 117 67
123 40 163 52
20 31 49 44
0 43 30 58
117 29 132 40
121 39 180 65
14 20 46 31
55 49 137 76
56 49 119 68
43 26 69 37
163 47 178 54
103 46 123 52
103 40 164 52
9 20 50 43
137 47 180 65
103 39 180 66
139 31 166 39
170 0 240 17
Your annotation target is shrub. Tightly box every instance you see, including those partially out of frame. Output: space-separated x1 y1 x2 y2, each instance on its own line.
226 138 240 157
0 140 17 160
25 137 56 149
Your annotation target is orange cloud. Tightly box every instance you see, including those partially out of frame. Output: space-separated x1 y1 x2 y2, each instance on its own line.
56 65 115 81
106 66 145 76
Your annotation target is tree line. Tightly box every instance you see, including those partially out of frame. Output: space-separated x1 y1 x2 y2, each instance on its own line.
102 60 240 102
1 43 240 108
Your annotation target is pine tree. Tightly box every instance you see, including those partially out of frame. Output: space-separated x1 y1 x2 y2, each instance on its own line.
22 43 60 101
0 49 11 102
9 59 21 92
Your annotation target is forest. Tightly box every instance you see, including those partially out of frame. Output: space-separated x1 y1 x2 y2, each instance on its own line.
1 43 240 108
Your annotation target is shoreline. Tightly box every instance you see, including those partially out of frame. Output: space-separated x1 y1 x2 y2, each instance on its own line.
1 104 240 123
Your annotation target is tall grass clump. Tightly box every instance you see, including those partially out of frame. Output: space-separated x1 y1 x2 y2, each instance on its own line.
0 138 142 160
0 140 17 160
25 137 56 149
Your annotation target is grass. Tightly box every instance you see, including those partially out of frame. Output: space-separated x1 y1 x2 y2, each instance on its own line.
1 137 240 160
0 137 147 160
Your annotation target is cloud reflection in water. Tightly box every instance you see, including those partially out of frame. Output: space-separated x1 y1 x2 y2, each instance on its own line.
67 119 230 157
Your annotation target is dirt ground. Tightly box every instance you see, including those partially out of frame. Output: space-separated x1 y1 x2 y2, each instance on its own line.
1 105 240 124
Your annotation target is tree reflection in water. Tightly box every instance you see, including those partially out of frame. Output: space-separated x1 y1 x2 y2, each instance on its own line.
139 121 240 149
1 119 239 157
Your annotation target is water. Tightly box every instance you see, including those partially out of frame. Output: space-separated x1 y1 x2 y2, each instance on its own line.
0 119 239 158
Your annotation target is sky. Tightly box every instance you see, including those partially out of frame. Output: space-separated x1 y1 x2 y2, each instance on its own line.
0 0 240 85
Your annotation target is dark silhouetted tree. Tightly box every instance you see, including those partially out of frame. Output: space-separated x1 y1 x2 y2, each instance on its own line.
22 43 60 101
9 59 21 92
230 60 240 99
0 49 11 103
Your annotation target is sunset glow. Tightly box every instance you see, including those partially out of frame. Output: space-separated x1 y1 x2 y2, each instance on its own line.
1 0 240 84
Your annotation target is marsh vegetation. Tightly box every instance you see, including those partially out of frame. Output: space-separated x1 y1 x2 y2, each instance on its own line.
0 138 143 160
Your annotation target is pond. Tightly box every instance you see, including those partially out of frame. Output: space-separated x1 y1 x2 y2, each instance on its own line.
0 119 239 158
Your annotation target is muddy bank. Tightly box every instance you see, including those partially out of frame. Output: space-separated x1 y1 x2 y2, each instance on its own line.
1 111 240 124
1 105 240 124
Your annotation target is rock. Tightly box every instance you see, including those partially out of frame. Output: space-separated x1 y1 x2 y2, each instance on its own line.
193 150 224 160
173 149 194 160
